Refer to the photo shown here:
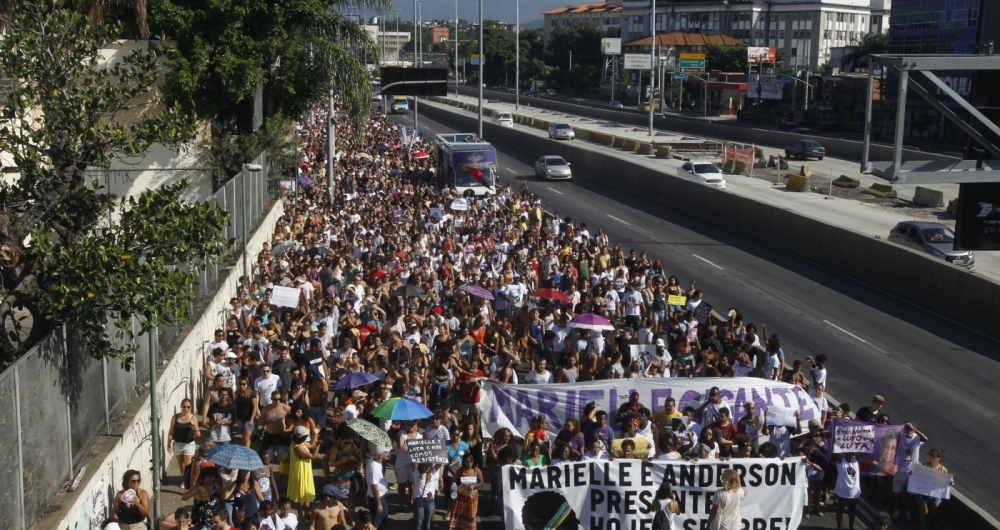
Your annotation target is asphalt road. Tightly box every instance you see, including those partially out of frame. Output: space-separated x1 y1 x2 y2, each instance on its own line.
388 108 1000 522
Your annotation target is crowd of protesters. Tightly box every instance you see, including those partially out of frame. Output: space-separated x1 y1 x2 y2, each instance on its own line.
104 95 953 530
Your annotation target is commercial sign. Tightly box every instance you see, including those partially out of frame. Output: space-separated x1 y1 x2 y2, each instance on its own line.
679 52 706 60
955 183 1000 250
624 53 652 70
747 74 784 100
747 46 777 64
502 459 806 530
601 38 621 55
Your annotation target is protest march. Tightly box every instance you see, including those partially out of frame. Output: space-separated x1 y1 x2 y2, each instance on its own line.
132 96 956 530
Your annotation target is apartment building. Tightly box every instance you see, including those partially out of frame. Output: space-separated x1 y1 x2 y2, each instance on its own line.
542 3 623 47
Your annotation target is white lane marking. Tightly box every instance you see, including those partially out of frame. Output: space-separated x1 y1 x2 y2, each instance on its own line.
692 254 724 270
545 186 564 195
606 214 631 226
823 320 917 371
506 168 517 173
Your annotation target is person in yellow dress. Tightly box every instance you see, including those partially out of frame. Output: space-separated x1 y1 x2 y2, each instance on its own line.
286 425 321 519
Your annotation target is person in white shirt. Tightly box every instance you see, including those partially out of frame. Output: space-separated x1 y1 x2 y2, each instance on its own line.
834 454 861 529
343 390 366 421
525 360 554 384
412 463 443 530
367 446 391 530
893 422 929 521
395 421 422 502
805 354 828 394
254 366 282 408
581 439 609 461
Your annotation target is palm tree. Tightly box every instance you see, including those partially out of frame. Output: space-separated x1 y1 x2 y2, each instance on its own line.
840 32 888 72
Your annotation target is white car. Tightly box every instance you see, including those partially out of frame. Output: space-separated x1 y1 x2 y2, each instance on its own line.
677 160 726 189
547 89 557 96
535 156 572 181
548 122 575 140
491 111 514 127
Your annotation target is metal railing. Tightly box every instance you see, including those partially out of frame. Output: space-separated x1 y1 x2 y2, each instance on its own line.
0 152 274 530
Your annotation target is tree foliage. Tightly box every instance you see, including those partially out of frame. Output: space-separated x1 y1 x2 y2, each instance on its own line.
705 42 748 72
841 32 888 71
0 3 229 365
545 23 607 72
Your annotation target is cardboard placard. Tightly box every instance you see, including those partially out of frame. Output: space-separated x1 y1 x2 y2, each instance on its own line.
766 406 798 427
834 424 876 453
271 286 301 308
667 295 687 306
406 438 449 464
907 463 953 500
692 302 713 323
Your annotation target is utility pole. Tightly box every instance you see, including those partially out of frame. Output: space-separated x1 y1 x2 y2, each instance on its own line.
515 0 520 109
569 49 573 70
327 87 335 203
477 0 484 137
455 0 460 95
396 9 401 65
648 0 656 136
413 0 421 127
149 326 161 529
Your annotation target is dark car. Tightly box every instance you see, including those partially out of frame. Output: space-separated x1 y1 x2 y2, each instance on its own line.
607 101 624 108
522 90 534 97
784 140 826 160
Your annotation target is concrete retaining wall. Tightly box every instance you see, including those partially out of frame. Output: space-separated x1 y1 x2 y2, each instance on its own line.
457 87 957 163
38 199 287 530
421 99 1000 341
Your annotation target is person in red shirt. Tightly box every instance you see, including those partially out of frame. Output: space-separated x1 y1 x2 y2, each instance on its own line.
616 391 644 429
710 409 739 459
456 358 484 424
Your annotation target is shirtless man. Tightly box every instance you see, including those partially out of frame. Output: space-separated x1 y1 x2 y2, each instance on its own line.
311 484 348 530
307 369 330 429
260 391 292 484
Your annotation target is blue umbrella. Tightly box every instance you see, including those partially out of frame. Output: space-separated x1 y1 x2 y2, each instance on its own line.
204 444 264 470
334 371 380 390
371 397 434 421
270 240 299 256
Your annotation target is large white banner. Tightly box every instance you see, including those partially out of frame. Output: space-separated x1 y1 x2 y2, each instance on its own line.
480 378 820 440
502 459 806 530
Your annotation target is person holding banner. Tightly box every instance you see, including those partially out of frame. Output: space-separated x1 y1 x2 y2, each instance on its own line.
834 453 862 530
651 484 680 530
706 469 745 530
915 449 953 530
894 422 928 521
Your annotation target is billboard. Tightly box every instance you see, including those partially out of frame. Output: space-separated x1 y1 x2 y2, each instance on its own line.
379 67 449 96
624 53 652 70
955 183 1000 250
601 38 621 55
747 74 784 100
748 46 777 64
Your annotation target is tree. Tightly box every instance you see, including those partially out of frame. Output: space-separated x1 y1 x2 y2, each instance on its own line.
841 32 888 72
705 42 748 72
483 27 516 84
545 23 607 73
0 3 229 365
151 0 387 173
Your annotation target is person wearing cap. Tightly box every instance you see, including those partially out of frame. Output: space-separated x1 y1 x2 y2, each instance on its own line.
367 446 391 530
312 483 348 530
856 395 886 423
287 425 320 518
344 390 366 421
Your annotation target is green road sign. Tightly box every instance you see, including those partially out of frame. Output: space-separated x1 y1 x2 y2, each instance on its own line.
678 59 705 69
776 74 791 82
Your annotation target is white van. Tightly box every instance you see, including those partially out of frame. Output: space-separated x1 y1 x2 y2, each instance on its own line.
491 110 514 128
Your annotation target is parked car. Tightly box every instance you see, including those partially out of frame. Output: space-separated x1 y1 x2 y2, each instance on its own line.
784 140 826 160
491 110 514 127
548 122 575 140
547 88 558 96
607 101 624 108
535 156 572 180
888 221 974 267
677 160 726 189
522 90 534 97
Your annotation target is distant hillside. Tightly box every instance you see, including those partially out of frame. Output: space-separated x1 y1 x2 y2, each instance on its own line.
522 18 544 30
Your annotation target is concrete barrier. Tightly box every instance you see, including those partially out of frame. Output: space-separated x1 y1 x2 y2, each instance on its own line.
638 142 653 155
573 127 590 141
450 87 958 163
786 173 808 192
864 183 897 198
421 99 1000 346
654 144 672 159
914 186 945 207
622 138 639 152
612 136 625 149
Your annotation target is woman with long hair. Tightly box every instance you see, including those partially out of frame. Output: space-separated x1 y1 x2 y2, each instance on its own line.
167 398 201 484
448 454 484 530
555 417 586 459
707 469 745 530
916 449 953 530
234 376 259 447
287 426 321 518
181 466 221 530
113 470 150 530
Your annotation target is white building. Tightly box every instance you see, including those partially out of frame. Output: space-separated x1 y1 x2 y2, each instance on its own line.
542 3 623 47
363 25 412 65
617 0 890 70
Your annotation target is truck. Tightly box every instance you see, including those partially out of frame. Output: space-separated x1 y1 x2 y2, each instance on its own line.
434 133 498 196
392 96 409 114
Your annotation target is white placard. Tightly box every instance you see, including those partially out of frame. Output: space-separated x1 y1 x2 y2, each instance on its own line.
624 54 652 70
628 344 658 368
833 424 875 454
450 198 469 211
766 406 798 427
601 38 621 55
907 463 953 500
271 285 301 308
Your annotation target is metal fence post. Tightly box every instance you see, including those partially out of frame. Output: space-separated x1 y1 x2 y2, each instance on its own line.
15 366 26 530
103 357 110 435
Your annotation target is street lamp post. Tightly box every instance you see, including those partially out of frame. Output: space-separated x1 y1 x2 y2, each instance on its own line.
648 0 656 136
455 0 460 94
477 0 483 138
515 0 520 109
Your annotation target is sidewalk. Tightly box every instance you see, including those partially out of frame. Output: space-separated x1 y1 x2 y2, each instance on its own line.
427 94 1000 284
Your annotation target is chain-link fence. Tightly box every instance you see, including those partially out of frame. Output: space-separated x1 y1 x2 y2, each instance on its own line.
0 152 273 530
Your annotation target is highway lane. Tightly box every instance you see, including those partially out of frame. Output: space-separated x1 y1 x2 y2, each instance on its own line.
388 110 1000 519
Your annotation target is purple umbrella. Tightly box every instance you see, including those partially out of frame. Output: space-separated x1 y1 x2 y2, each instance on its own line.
461 284 494 300
298 176 313 186
566 313 614 332
334 371 379 390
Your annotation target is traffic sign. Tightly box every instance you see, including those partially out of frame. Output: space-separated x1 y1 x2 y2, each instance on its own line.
679 52 706 60
624 54 652 70
775 74 791 83
678 59 705 70
673 73 689 80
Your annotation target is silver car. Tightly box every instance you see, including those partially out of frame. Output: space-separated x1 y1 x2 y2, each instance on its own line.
548 122 575 140
888 221 974 267
535 156 572 181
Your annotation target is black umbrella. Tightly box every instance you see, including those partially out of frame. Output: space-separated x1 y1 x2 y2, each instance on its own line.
393 284 425 299
304 246 333 257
